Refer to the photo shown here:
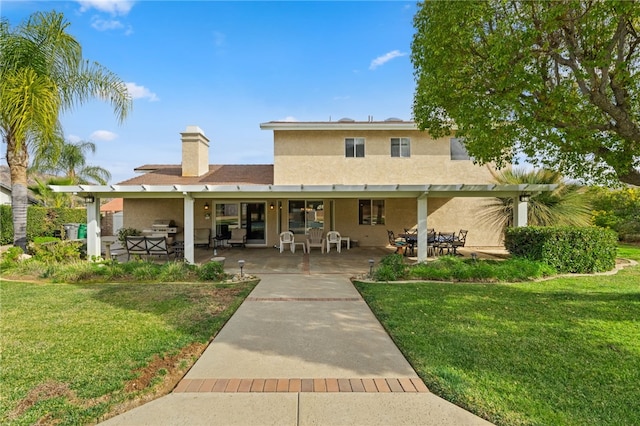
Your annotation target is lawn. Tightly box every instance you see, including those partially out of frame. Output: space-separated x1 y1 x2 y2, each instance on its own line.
354 244 640 426
0 279 257 425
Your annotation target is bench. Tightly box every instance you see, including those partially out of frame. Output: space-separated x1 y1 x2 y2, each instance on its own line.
125 236 176 260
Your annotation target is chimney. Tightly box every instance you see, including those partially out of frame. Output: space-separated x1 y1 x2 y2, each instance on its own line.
181 125 210 177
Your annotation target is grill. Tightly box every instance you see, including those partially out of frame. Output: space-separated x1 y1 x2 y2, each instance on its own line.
144 219 179 242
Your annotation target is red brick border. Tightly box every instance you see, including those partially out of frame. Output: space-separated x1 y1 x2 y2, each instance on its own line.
174 378 428 393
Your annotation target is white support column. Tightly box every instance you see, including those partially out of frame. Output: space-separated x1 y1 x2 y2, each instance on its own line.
86 197 101 259
513 196 528 227
183 195 195 264
417 196 428 262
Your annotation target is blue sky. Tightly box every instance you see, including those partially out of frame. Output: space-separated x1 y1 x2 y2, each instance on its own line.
2 1 418 184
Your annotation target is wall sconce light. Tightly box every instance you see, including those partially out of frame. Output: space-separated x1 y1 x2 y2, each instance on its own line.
204 202 209 211
84 195 95 204
269 202 274 210
368 259 375 278
238 259 245 277
519 193 531 202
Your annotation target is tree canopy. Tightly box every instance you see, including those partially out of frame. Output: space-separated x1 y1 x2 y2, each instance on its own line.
1 11 131 249
412 0 640 186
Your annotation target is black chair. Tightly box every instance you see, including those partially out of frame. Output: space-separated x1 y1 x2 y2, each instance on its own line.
387 230 406 254
434 232 456 255
215 224 231 248
427 230 436 257
404 232 418 257
451 229 468 256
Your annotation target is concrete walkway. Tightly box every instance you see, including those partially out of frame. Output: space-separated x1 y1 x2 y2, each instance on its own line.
100 273 492 425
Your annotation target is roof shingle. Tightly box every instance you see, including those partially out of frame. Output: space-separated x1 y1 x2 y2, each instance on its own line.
118 165 274 185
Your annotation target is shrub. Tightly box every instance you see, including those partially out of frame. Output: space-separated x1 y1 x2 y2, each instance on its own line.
117 227 142 244
505 226 617 273
408 257 555 282
159 262 195 282
198 260 227 281
373 254 408 281
28 240 83 264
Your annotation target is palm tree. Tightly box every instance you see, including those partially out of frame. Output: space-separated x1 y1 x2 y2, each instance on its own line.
28 176 74 208
480 168 593 234
1 11 131 250
32 138 112 185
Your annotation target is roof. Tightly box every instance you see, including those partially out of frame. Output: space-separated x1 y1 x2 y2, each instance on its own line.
260 120 419 131
119 164 274 185
100 198 123 212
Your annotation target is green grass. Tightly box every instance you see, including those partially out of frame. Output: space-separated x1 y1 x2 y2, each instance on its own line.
0 279 257 425
354 244 640 426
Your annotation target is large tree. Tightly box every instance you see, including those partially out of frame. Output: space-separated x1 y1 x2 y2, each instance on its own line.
1 11 131 250
412 0 640 186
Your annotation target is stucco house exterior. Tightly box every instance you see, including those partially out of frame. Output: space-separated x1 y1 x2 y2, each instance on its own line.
52 119 554 264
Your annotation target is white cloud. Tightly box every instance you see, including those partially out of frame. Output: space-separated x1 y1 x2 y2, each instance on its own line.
369 50 407 70
77 0 135 15
281 116 298 122
90 130 118 141
125 82 159 102
91 16 124 31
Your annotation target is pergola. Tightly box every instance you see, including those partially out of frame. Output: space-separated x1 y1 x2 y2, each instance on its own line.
51 183 556 264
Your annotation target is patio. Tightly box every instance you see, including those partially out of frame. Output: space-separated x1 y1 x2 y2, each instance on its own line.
106 241 508 276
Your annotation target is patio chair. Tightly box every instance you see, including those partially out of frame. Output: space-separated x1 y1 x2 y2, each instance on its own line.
427 229 436 257
404 231 418 257
146 236 176 260
387 230 406 254
434 231 456 255
194 228 211 248
326 231 342 253
125 236 147 260
451 229 468 256
228 228 247 248
279 231 295 253
307 228 325 253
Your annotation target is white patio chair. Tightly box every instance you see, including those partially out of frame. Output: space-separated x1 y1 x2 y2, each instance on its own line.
306 228 324 253
326 231 341 253
279 231 295 253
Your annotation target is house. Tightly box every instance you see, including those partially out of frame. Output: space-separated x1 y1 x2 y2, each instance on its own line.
51 119 555 264
1 166 41 206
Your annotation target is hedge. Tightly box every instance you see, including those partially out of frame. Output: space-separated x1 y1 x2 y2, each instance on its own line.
0 205 86 245
504 226 618 273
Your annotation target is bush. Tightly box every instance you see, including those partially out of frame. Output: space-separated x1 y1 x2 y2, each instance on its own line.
505 226 618 273
28 240 83 264
0 246 25 271
117 227 141 244
408 256 556 282
373 254 408 281
0 205 86 245
198 260 227 281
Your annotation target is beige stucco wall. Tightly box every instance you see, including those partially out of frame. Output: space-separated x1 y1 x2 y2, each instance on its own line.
123 196 502 249
273 130 494 185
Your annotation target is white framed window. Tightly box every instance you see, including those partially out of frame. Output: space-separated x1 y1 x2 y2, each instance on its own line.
391 137 410 157
345 137 365 157
359 199 385 225
288 200 324 234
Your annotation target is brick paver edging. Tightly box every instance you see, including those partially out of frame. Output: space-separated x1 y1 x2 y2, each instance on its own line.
174 378 429 393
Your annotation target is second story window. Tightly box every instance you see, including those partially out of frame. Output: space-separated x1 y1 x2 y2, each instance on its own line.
450 137 471 160
345 138 365 157
391 137 410 157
